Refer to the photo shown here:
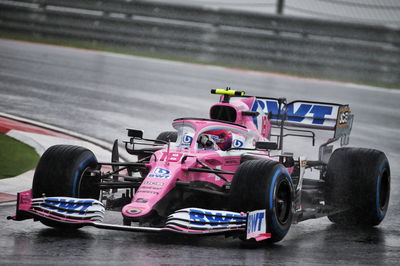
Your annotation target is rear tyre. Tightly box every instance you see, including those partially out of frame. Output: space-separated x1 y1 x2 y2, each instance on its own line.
137 131 177 163
325 147 390 226
229 160 293 243
155 131 178 144
32 145 99 229
138 131 178 177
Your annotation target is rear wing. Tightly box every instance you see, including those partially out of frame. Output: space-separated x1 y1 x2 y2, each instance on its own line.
251 97 354 141
210 89 354 147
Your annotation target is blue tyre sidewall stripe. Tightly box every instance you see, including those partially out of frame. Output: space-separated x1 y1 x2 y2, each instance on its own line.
72 156 96 197
376 160 388 219
269 167 292 238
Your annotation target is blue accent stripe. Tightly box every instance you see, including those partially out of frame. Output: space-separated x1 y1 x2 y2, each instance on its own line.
376 174 382 218
251 99 259 129
269 170 281 210
269 168 291 210
376 160 388 219
72 156 95 197
269 167 291 237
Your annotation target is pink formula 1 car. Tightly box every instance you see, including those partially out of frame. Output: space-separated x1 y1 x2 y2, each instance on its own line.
8 89 391 243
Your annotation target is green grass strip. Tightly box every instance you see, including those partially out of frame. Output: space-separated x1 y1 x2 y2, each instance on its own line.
0 133 40 179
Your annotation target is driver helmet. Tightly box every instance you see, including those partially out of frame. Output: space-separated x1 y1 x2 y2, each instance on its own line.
198 129 232 151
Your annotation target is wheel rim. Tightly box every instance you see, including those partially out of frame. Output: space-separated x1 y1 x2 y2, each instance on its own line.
78 166 99 199
379 170 390 211
275 178 291 225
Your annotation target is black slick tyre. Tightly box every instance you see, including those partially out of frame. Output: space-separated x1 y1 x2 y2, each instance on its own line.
325 147 390 226
137 131 177 162
155 131 178 144
229 159 293 243
32 145 99 229
32 145 99 199
137 131 177 177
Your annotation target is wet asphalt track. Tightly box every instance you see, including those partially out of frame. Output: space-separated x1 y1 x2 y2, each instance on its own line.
0 39 400 265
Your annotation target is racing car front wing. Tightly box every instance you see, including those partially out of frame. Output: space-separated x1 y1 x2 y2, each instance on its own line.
7 190 271 241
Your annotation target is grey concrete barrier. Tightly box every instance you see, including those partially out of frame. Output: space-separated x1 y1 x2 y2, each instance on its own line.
0 0 399 86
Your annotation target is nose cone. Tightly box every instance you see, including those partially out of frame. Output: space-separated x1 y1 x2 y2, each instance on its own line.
122 164 183 221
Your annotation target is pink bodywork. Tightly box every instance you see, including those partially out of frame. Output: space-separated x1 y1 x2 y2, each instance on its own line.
11 190 98 224
17 190 33 211
122 96 276 219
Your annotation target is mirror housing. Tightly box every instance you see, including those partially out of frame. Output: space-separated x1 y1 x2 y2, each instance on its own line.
127 129 143 139
255 141 278 150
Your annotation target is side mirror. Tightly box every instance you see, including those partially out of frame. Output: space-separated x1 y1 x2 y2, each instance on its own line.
242 111 259 117
127 129 143 139
255 141 278 150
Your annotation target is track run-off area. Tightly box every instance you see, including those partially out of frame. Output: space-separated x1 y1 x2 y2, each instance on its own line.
0 39 400 265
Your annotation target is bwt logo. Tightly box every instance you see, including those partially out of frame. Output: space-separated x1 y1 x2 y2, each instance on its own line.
44 198 94 214
189 209 245 227
247 212 265 234
148 167 171 179
252 100 334 125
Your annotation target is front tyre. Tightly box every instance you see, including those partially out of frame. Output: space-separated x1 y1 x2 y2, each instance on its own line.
325 147 390 226
229 160 293 243
32 145 99 199
32 145 100 229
